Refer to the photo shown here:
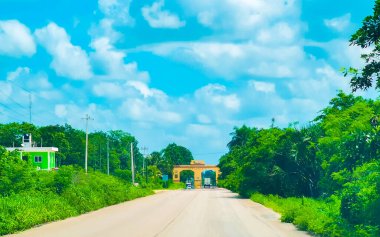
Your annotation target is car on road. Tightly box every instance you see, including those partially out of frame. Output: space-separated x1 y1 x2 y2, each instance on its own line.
186 182 192 189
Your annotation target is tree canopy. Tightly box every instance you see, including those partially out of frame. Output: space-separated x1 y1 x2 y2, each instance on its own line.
218 92 380 231
344 0 380 91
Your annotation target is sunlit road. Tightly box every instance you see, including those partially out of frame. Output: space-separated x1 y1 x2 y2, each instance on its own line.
8 189 310 237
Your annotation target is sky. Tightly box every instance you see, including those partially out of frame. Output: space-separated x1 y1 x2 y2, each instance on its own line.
0 0 377 164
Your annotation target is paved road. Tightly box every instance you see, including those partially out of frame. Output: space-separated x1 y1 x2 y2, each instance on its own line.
8 189 310 237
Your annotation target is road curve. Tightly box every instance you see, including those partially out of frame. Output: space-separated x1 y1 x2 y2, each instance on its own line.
8 189 310 237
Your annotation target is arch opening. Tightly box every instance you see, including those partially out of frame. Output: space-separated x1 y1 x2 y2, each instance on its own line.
180 170 194 188
202 170 216 188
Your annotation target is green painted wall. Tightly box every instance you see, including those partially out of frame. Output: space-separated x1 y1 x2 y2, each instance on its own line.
20 151 56 170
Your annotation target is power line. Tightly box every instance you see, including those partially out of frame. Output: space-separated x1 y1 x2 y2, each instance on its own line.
0 89 28 111
0 101 28 120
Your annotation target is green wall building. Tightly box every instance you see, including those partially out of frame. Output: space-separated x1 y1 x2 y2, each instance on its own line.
6 134 58 171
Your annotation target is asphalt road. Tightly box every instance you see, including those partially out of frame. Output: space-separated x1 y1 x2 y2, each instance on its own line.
8 189 310 237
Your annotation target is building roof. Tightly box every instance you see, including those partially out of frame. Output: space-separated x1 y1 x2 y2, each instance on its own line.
6 147 59 152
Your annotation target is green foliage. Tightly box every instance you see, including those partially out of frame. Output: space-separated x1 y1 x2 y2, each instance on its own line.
219 92 380 236
251 193 379 237
167 181 186 190
344 0 380 91
0 149 153 235
340 161 380 226
0 148 37 196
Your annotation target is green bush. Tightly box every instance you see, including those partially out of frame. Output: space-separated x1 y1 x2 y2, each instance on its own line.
340 162 380 226
251 193 380 237
0 163 153 235
0 191 77 235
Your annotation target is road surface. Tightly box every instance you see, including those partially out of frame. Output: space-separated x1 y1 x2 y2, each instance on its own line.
8 189 310 237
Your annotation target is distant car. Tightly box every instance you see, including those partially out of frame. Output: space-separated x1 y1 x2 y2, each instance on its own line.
186 183 192 189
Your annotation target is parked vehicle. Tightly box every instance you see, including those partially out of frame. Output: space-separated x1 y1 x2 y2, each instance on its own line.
186 182 192 189
204 178 211 188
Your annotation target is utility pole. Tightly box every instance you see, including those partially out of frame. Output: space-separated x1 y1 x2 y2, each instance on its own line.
99 143 101 172
107 137 110 175
131 143 135 184
82 114 93 174
29 93 32 124
141 146 148 179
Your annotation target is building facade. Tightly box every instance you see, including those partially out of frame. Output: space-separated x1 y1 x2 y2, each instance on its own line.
6 134 59 171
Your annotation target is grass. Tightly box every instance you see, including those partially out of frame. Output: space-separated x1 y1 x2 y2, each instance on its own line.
0 168 153 236
251 193 379 237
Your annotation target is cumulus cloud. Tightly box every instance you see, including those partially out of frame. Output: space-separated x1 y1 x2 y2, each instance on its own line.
250 81 276 93
98 0 134 26
119 98 182 124
141 41 304 79
35 23 92 80
195 84 240 112
90 37 150 81
324 13 351 32
179 0 299 38
92 82 125 99
142 0 186 29
0 20 36 57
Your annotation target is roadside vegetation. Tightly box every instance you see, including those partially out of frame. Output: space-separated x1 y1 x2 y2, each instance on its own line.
218 92 380 236
0 124 194 235
219 2 380 236
0 149 153 235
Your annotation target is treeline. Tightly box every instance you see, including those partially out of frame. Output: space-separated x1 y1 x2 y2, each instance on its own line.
0 123 193 185
0 123 193 235
0 148 153 235
218 92 380 236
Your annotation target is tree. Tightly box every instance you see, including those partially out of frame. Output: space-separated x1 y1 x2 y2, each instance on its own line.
344 0 380 91
160 143 193 177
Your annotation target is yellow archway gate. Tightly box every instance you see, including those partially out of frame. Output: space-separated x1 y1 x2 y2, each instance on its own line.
173 160 220 189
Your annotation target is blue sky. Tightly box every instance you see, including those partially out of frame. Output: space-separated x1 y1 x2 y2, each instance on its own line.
0 0 376 164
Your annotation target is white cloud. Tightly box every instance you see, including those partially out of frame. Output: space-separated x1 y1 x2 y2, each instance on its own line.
142 0 186 29
119 98 182 124
35 23 92 80
55 104 68 118
92 82 125 98
324 13 351 32
98 0 134 26
249 81 276 93
0 81 12 102
141 41 304 79
195 84 240 112
314 39 372 69
90 37 149 81
0 20 36 57
89 18 122 44
7 67 30 81
180 0 299 38
256 22 299 45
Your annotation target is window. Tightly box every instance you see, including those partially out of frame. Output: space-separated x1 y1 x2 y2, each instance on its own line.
34 156 42 163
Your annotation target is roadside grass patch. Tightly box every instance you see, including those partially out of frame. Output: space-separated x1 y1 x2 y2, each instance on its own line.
0 167 153 236
250 193 379 237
